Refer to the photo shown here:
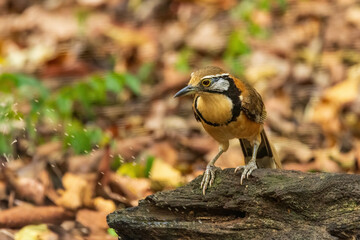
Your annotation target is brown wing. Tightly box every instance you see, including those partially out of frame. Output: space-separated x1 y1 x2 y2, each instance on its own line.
240 82 267 124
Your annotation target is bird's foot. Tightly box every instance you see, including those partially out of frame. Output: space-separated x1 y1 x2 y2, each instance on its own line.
200 165 220 195
234 160 258 185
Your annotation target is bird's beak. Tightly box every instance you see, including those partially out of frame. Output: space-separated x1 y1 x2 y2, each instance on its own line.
174 85 196 98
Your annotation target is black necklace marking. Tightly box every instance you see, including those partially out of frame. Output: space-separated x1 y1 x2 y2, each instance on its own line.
194 96 220 127
193 76 242 127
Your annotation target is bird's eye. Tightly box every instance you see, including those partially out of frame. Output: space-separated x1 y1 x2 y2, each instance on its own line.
201 79 211 87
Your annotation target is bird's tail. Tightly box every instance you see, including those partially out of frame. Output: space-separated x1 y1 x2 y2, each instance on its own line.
239 129 282 169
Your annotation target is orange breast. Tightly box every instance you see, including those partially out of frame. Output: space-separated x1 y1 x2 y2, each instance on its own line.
193 93 262 144
202 112 262 143
195 93 233 125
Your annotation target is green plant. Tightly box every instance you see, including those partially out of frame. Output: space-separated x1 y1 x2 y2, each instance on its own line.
223 30 250 76
0 67 147 155
116 155 155 178
224 0 287 75
175 48 194 73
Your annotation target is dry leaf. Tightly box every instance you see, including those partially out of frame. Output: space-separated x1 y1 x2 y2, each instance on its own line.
345 6 360 28
15 224 58 240
109 173 151 206
3 168 45 205
186 21 228 54
76 209 108 233
93 197 116 214
147 141 178 166
68 150 104 173
149 158 182 187
56 173 94 210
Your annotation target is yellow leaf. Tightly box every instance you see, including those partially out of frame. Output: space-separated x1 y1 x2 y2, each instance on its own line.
15 224 56 240
149 159 182 187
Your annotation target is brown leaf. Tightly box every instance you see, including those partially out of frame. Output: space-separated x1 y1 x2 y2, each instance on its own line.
274 137 313 163
160 22 186 50
285 1 333 22
68 150 104 173
35 141 62 158
147 141 178 166
313 149 343 172
283 162 317 172
76 209 108 233
93 197 116 214
109 173 151 206
114 136 152 161
55 173 94 210
345 6 360 28
3 168 45 205
149 158 182 187
181 136 217 155
0 181 7 201
0 206 74 228
186 21 228 54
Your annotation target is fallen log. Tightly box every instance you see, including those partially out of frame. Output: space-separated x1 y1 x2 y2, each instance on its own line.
107 169 360 240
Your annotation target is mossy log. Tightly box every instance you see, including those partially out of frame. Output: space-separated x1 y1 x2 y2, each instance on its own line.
107 169 360 240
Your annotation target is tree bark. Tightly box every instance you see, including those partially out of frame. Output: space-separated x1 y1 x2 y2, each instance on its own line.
107 169 360 240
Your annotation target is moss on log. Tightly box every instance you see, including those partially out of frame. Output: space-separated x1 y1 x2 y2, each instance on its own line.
107 169 360 240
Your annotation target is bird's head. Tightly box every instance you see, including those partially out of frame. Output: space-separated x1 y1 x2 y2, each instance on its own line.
174 66 231 98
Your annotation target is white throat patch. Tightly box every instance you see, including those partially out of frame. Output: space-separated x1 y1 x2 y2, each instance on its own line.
209 78 230 92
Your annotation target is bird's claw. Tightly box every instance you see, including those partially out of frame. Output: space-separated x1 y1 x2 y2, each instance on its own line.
200 165 219 195
234 160 258 185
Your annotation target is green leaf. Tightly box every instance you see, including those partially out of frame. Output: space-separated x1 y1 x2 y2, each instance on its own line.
74 82 95 115
124 73 141 95
107 228 118 237
137 62 154 82
56 92 73 118
89 75 107 103
258 0 271 10
105 72 124 93
225 31 251 58
144 155 155 178
117 162 144 178
64 120 103 154
0 134 11 154
248 22 269 38
110 155 123 171
0 74 17 93
0 73 49 99
175 48 193 73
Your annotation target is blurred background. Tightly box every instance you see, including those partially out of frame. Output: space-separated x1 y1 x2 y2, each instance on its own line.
1 0 360 239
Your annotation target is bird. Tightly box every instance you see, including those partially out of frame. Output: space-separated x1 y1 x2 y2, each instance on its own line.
174 66 282 195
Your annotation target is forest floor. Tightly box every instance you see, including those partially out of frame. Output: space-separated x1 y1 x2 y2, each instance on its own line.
1 0 360 239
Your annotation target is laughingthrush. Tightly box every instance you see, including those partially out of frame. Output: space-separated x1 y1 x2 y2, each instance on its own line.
174 66 282 195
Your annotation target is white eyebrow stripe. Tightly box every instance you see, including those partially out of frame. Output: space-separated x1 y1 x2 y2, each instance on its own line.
201 73 229 80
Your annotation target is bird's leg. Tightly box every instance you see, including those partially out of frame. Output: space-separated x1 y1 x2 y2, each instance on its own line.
200 148 224 195
235 140 259 185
